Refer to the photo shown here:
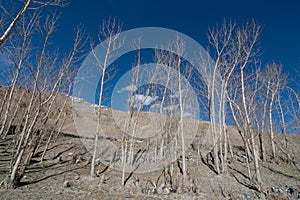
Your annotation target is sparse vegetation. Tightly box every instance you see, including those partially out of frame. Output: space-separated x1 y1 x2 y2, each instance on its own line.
0 1 299 199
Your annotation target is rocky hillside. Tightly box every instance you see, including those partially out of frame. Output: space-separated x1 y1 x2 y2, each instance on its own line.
0 87 300 199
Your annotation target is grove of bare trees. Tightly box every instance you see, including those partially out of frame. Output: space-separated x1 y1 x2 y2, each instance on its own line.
0 1 85 188
0 2 299 197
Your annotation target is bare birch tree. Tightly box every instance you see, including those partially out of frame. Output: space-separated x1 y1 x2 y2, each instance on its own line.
0 9 85 188
207 19 237 174
164 36 197 184
263 62 287 160
225 20 262 189
90 18 123 178
0 0 66 48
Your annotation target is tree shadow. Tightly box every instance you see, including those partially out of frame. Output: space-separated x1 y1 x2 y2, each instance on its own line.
228 164 249 180
228 165 260 192
230 172 260 192
263 164 300 181
200 153 218 174
18 163 87 187
25 160 71 173
52 145 74 160
33 142 66 158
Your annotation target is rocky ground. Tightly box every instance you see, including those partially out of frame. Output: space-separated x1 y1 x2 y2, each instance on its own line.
0 92 299 199
1 130 300 200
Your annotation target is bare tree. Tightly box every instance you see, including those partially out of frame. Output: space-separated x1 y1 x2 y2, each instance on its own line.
0 11 40 137
226 20 262 189
163 37 197 184
90 18 123 178
286 86 300 132
160 36 189 182
207 19 237 174
0 9 85 188
263 62 287 160
256 70 269 161
40 27 87 161
0 0 66 48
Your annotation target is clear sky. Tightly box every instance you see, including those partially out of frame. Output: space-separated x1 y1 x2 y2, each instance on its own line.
0 0 298 131
54 0 300 74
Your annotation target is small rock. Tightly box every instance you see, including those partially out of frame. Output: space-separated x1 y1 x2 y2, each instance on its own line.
278 188 284 194
157 183 165 195
163 187 170 195
87 192 91 196
75 176 80 180
287 187 295 195
267 158 276 164
244 193 251 199
63 180 71 188
55 191 62 195
271 187 278 193
160 188 170 195
157 183 170 195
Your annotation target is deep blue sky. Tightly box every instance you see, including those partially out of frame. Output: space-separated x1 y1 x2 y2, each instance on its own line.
54 0 300 74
